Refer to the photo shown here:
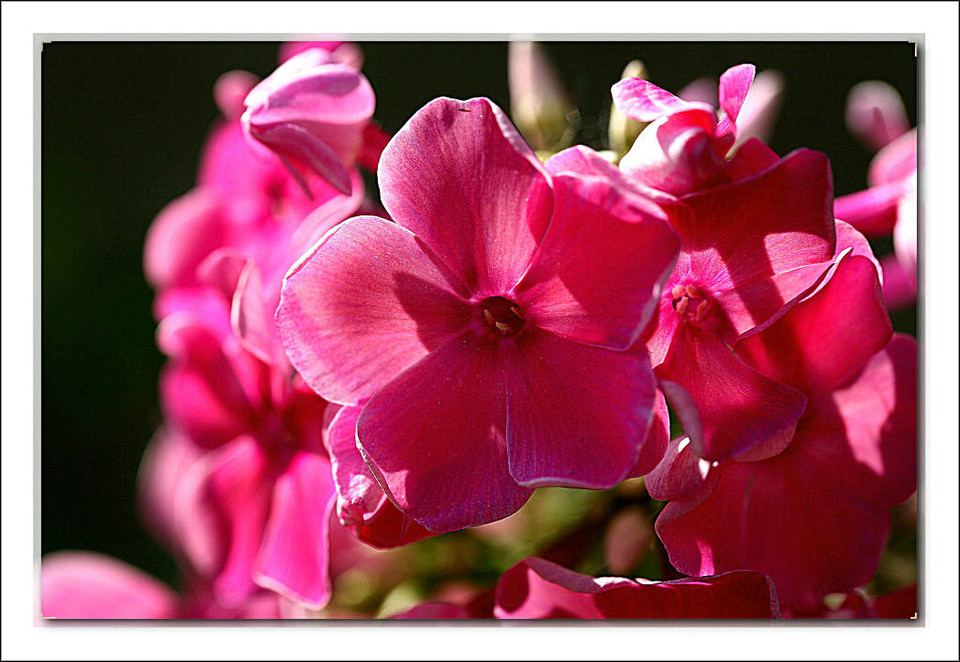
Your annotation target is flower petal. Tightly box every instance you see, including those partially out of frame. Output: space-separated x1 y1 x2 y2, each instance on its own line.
322 404 387 525
144 189 225 291
514 170 680 350
377 97 554 294
735 254 893 394
656 323 807 462
356 332 532 533
493 557 778 619
41 552 178 619
254 451 336 609
504 330 659 488
716 63 756 135
612 77 695 122
277 215 473 405
626 385 670 478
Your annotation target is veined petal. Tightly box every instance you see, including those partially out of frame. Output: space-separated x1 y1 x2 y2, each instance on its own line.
254 451 336 609
378 97 554 294
322 404 387 525
612 77 699 122
834 180 903 237
277 215 473 405
504 329 659 488
514 171 679 350
356 332 532 533
626 385 670 478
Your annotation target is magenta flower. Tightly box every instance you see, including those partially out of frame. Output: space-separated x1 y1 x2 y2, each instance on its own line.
277 97 680 533
41 550 283 619
782 584 917 619
612 63 781 196
648 253 917 608
241 47 376 197
643 149 837 462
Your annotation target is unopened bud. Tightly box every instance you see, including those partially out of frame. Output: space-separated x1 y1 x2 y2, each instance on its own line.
608 60 650 159
508 41 579 153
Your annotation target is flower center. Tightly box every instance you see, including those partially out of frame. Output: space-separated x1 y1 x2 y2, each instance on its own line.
480 296 526 336
671 284 712 323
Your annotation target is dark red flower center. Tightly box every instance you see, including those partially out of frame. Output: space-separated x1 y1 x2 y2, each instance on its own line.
480 296 526 336
671 283 712 323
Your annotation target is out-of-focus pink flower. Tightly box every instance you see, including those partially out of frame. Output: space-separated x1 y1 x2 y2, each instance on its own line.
279 40 364 71
613 63 782 196
393 558 779 619
834 81 917 310
40 551 283 619
242 47 375 197
649 253 917 609
277 97 681 533
153 280 336 609
643 149 837 462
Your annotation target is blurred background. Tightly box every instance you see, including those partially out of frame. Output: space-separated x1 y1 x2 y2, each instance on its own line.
40 40 918 605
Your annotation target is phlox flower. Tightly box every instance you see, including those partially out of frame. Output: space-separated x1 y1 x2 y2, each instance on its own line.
241 47 376 197
612 63 782 196
642 149 838 462
648 252 917 608
393 557 779 619
277 96 681 533
834 80 918 310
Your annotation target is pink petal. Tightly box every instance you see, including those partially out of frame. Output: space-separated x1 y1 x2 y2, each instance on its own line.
254 451 336 609
679 149 836 336
137 427 204 549
356 332 533 533
41 552 178 619
716 63 756 134
733 69 784 147
504 329 658 488
656 412 898 609
611 77 693 122
868 129 916 186
276 215 473 405
725 137 780 179
881 255 917 312
845 80 911 151
619 108 731 195
544 144 680 205
247 121 353 197
626 385 670 478
231 260 285 367
829 333 918 505
177 437 274 607
493 557 778 619
678 76 718 107
834 180 903 237
656 323 807 462
377 96 554 294
322 404 387 525
157 315 258 448
143 189 225 291
872 584 918 619
351 498 435 549
735 254 893 394
514 170 680 350
645 435 720 502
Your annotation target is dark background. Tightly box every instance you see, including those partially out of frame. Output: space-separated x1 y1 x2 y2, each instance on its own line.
41 40 918 587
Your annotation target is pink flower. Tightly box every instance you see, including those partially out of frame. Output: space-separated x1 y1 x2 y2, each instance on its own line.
393 557 779 619
154 270 336 609
241 47 376 197
612 63 781 196
643 149 837 462
277 97 680 533
834 81 917 310
40 551 283 619
649 253 917 608
782 584 917 620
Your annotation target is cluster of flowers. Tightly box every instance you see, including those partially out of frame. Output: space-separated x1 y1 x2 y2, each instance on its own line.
41 41 918 620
